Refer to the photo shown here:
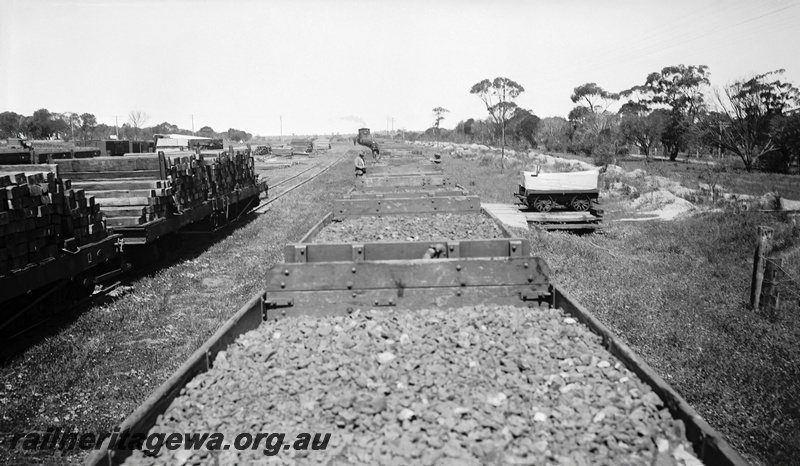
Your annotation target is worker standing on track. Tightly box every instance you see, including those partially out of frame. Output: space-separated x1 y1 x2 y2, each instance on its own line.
371 142 380 163
355 152 367 176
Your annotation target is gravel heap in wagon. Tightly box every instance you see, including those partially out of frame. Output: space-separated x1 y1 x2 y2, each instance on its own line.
313 213 504 243
123 305 700 466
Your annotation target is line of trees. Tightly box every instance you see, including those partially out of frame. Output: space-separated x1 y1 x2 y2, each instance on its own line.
409 65 799 173
0 109 255 144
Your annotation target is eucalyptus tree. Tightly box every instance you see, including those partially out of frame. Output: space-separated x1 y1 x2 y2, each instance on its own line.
470 77 525 171
432 107 449 147
621 64 711 160
709 70 799 171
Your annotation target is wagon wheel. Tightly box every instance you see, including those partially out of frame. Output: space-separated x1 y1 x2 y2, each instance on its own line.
571 196 592 212
532 197 554 212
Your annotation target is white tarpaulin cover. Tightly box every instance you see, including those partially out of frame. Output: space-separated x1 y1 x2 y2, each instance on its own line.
521 170 599 192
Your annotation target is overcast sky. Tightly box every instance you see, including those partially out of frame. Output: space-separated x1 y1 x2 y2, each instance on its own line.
1 0 799 137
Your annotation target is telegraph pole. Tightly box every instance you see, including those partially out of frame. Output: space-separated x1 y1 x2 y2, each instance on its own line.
191 115 195 135
112 115 120 139
717 121 731 160
280 115 283 142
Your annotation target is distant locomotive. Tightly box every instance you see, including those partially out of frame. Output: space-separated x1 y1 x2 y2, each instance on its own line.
355 128 379 154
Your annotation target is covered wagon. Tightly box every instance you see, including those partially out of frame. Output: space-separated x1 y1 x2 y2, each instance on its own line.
515 169 599 212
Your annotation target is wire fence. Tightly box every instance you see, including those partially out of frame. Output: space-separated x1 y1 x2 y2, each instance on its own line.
766 254 800 303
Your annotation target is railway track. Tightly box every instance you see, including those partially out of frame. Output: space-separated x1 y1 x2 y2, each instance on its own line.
254 151 348 213
1 150 348 360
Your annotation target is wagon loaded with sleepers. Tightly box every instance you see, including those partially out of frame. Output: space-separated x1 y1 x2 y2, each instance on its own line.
0 164 127 341
1 147 267 342
88 155 746 466
55 148 267 260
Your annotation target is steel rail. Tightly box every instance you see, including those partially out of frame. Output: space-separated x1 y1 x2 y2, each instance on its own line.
253 152 347 213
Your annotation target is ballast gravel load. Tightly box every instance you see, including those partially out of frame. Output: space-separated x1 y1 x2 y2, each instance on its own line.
123 305 702 466
313 213 504 243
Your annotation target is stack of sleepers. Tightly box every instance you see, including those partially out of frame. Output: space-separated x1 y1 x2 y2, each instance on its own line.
58 152 259 228
203 151 257 199
0 169 106 275
164 151 258 212
166 155 209 212
60 156 173 227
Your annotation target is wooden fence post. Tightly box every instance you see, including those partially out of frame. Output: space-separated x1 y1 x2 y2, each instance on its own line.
751 226 774 309
761 257 783 313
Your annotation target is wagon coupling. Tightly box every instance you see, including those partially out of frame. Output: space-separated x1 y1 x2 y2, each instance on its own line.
422 243 447 259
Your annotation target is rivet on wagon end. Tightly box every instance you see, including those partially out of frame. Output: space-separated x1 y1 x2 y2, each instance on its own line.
524 262 529 268
374 300 379 305
280 282 286 288
347 307 354 314
528 276 534 283
281 309 287 316
351 267 357 273
456 265 462 271
284 269 290 276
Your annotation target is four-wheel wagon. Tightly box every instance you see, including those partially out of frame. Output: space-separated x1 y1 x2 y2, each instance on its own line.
515 169 599 212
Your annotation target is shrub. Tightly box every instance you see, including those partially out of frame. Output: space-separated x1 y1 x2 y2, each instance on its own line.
592 143 617 166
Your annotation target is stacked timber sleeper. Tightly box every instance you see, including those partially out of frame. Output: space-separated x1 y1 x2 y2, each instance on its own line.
0 169 106 275
167 151 257 212
57 152 259 227
58 156 171 227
